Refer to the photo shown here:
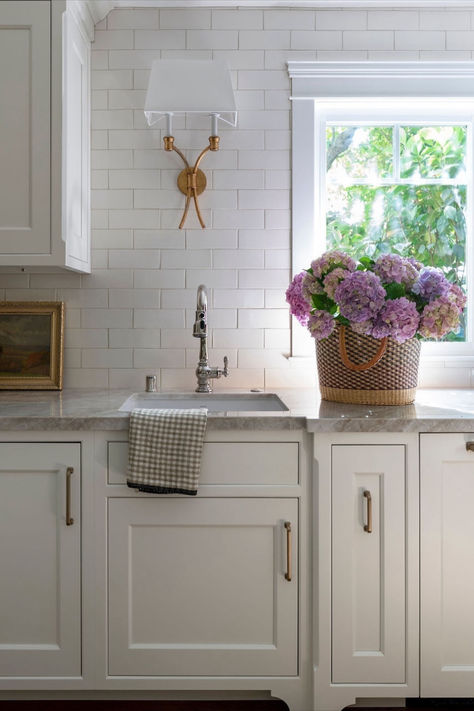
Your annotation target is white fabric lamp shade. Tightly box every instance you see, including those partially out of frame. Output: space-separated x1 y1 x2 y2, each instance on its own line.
144 59 237 127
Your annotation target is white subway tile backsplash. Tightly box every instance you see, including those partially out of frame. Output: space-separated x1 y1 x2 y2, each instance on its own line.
213 250 264 269
265 10 315 30
134 30 186 49
82 348 133 368
107 8 159 29
82 309 132 329
344 30 394 50
161 8 211 29
240 30 290 50
93 30 133 50
368 11 419 30
420 11 469 31
395 31 445 50
316 10 367 30
109 250 161 269
32 6 472 389
213 9 262 30
291 31 342 50
187 30 238 49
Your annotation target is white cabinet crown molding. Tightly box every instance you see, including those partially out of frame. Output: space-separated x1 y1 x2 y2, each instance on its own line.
87 0 474 16
288 60 474 98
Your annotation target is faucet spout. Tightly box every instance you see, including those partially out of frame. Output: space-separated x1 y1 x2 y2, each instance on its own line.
192 284 229 393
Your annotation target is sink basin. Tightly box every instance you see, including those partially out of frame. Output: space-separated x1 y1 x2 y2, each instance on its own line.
119 392 288 413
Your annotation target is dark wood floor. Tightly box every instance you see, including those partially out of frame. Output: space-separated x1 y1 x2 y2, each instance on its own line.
0 701 289 711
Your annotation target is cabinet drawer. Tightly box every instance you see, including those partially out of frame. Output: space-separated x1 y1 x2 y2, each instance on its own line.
108 440 299 486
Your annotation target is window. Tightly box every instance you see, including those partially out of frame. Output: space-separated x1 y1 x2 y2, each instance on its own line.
289 62 474 360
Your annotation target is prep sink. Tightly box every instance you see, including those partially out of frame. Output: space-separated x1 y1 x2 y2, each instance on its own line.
119 392 289 413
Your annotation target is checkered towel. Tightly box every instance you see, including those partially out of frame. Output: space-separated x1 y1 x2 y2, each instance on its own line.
127 408 208 496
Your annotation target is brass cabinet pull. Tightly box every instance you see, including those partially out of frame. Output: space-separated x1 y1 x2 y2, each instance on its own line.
66 467 74 526
363 490 372 533
284 521 292 581
466 442 474 452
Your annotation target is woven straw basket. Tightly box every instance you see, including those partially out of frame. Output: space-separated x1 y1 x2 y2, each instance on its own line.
316 323 421 406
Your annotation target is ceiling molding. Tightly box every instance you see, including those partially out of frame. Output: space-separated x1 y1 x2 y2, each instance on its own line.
288 60 474 98
91 0 474 11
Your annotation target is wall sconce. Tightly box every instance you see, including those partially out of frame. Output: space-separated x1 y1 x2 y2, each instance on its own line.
144 59 237 229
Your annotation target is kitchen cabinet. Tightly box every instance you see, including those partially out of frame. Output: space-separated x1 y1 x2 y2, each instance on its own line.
314 433 420 711
332 444 406 684
0 442 81 678
0 1 90 272
108 497 298 677
420 433 474 697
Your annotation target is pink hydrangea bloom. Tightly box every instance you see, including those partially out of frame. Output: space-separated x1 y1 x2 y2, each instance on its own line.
374 254 419 288
302 271 324 303
285 271 311 326
308 310 335 340
371 297 420 343
323 267 349 300
334 271 386 323
349 319 374 336
448 282 467 311
310 250 357 280
419 296 461 339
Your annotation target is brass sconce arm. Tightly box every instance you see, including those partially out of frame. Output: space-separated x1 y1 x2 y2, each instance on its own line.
163 135 220 230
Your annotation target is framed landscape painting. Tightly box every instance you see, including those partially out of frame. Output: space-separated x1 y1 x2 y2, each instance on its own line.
0 302 64 390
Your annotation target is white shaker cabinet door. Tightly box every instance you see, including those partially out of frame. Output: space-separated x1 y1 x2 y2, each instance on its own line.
0 1 51 255
0 443 81 678
421 433 474 697
332 445 406 684
108 497 298 677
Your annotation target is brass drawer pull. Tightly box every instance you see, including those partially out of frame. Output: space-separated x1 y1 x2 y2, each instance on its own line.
284 521 292 581
363 490 372 533
66 467 74 526
466 442 474 452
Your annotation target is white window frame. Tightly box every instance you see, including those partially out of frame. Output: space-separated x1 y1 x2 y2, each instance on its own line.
289 61 474 362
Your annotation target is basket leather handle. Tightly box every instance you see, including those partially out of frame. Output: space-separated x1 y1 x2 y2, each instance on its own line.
339 325 387 372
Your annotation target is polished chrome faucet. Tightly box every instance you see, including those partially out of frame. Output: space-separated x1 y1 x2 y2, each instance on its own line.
193 284 228 393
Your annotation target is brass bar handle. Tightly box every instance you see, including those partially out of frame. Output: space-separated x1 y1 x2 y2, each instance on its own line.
284 521 292 581
66 467 74 526
363 490 372 533
466 442 474 452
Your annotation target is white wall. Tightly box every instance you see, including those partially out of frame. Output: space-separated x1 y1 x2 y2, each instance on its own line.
1 5 474 389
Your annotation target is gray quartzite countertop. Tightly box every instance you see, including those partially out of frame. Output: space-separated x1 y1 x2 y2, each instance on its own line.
0 388 473 432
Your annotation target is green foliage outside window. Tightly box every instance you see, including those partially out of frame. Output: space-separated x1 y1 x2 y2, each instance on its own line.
326 124 468 341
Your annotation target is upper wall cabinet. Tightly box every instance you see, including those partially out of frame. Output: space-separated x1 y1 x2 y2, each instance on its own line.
0 1 90 272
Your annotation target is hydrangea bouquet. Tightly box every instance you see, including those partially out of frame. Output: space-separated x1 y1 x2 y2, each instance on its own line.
286 250 466 344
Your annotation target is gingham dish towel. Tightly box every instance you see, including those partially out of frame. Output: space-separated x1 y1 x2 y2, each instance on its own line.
127 408 208 496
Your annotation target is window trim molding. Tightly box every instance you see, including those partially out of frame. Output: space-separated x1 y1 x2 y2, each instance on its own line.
288 61 474 357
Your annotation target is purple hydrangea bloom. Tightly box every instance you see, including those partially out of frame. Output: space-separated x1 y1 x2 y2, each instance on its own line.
323 267 349 300
286 271 311 326
308 310 335 340
374 254 419 288
350 319 374 336
371 297 420 343
406 257 423 271
301 271 324 303
334 271 386 323
448 282 467 311
413 267 451 301
310 250 357 280
419 295 461 339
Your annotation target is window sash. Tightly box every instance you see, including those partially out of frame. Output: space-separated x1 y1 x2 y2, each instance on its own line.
290 91 474 358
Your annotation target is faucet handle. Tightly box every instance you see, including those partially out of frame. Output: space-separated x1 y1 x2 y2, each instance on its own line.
223 356 229 377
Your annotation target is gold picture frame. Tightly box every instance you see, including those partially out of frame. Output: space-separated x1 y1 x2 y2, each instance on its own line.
0 302 64 390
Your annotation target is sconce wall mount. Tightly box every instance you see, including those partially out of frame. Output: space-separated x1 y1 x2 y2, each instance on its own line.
144 60 237 230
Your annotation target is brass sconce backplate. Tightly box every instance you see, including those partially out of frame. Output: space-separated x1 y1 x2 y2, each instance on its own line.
177 169 207 196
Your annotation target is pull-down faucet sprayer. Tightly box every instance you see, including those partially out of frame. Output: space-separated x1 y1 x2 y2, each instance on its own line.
193 285 228 393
